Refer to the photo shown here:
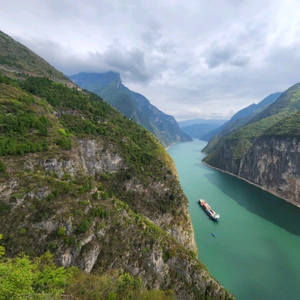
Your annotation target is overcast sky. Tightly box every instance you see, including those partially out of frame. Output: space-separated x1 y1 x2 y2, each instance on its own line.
1 0 300 121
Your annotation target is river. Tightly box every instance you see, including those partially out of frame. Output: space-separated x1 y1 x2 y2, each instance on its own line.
168 139 300 300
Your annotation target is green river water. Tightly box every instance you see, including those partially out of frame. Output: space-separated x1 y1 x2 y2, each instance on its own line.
167 139 300 300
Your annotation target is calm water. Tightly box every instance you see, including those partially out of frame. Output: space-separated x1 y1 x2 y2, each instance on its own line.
168 139 300 300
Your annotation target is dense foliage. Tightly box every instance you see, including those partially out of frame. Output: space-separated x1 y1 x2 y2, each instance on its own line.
0 248 175 300
262 111 300 138
0 75 174 175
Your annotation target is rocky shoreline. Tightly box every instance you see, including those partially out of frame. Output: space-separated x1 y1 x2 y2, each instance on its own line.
201 160 300 209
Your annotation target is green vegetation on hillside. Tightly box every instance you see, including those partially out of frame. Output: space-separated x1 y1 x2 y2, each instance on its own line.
0 74 174 175
263 111 300 138
0 31 68 82
202 93 282 154
204 83 300 168
0 74 181 218
0 72 233 299
0 27 234 299
69 72 192 147
0 248 175 300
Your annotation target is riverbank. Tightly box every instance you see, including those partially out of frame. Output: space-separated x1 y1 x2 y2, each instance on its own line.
201 160 300 209
165 139 193 150
168 139 300 300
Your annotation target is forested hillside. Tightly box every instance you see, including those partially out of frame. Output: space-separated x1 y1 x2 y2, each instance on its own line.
69 72 192 147
0 70 232 299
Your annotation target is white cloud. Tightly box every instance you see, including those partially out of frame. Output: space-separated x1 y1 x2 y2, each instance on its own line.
1 0 300 120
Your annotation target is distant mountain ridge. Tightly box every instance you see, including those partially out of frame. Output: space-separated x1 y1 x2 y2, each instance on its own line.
69 72 192 147
181 123 226 140
202 92 282 152
178 118 227 128
229 92 282 122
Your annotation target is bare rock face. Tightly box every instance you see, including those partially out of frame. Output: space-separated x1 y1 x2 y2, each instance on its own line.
2 136 197 260
206 135 300 208
238 137 300 207
19 139 125 181
78 139 124 176
206 139 240 175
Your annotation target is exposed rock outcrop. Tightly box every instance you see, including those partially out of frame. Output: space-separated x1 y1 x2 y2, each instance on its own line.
204 136 300 208
1 138 223 299
238 137 300 207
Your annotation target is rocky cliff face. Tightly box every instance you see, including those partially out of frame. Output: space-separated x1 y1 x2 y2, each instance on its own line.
204 135 300 208
238 137 300 207
0 136 231 299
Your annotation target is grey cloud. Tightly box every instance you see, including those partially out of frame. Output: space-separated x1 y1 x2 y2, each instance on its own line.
224 0 245 7
140 20 163 47
173 61 192 73
266 45 300 67
13 36 166 83
3 0 300 121
119 5 130 14
205 45 236 68
264 45 300 82
203 22 267 69
43 0 79 15
205 45 250 69
98 44 150 82
238 23 268 42
159 42 176 54
43 0 115 19
230 55 250 67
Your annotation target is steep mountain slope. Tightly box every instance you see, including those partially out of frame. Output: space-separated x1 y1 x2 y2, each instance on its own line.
69 72 192 147
0 30 71 84
203 83 300 207
0 32 233 300
237 111 300 207
203 92 282 153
